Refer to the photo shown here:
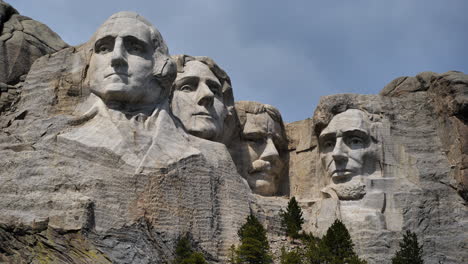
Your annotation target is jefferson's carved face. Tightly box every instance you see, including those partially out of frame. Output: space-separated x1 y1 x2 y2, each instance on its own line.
318 109 374 182
171 61 227 141
87 17 159 105
240 112 285 196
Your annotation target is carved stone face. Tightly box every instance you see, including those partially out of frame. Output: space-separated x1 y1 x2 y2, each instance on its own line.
87 16 159 106
240 112 285 196
171 61 227 141
318 109 374 182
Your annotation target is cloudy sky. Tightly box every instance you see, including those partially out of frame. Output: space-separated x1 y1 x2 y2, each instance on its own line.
8 0 468 122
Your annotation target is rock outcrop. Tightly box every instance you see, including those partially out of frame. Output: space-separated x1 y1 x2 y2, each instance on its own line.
0 1 67 85
0 0 67 114
285 73 468 264
0 1 466 263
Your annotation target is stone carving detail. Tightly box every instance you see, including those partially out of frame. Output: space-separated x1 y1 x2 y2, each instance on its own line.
0 1 467 263
57 12 197 168
317 109 380 200
170 55 235 143
233 101 288 196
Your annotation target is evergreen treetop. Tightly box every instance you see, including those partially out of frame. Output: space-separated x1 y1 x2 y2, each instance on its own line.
173 234 207 264
280 196 305 238
391 230 424 264
321 219 356 261
236 214 272 264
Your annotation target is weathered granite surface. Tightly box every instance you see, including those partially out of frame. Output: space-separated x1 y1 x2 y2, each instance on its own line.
381 71 468 201
0 10 251 264
0 1 466 263
285 82 468 264
0 1 67 85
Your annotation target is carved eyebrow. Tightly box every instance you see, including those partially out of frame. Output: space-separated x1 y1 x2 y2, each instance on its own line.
319 132 336 141
174 76 199 88
122 35 150 49
94 36 115 50
342 129 369 138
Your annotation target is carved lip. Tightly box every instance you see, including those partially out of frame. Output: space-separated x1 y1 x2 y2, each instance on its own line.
192 112 211 117
105 72 130 78
331 169 354 176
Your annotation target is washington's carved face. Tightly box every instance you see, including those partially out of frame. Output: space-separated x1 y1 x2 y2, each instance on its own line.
240 112 285 196
87 17 160 105
318 109 374 182
171 61 227 141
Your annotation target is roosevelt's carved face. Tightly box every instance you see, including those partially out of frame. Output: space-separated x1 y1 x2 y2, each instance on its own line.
318 109 375 183
87 17 160 106
240 112 285 196
171 61 227 141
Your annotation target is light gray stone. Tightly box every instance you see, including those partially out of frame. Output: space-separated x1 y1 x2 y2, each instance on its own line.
0 1 67 85
289 92 468 264
230 101 289 196
170 55 235 144
0 11 251 264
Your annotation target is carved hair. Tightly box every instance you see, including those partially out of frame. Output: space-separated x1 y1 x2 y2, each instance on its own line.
235 100 287 151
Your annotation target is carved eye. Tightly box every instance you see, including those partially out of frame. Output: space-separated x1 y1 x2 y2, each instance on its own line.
323 140 335 150
345 136 364 148
128 42 144 53
243 134 265 145
180 84 195 92
96 43 112 54
209 85 221 96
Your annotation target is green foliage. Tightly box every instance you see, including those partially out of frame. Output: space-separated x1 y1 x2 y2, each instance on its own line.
301 220 366 264
173 234 207 264
228 244 238 264
280 197 305 238
179 252 207 264
303 238 333 264
236 214 272 264
280 247 303 264
321 220 356 261
391 230 424 264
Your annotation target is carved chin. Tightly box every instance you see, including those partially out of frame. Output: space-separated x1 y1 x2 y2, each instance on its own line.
332 181 366 200
253 179 276 196
248 172 278 196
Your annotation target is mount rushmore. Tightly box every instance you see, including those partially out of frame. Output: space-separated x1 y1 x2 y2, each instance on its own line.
0 2 467 263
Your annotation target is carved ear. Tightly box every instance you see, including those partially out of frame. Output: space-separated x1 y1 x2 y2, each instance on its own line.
153 53 177 99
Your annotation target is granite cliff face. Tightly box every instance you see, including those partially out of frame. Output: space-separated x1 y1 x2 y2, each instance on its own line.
0 2 467 264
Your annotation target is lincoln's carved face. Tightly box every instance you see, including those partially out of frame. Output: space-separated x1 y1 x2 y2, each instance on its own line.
239 111 286 196
87 16 160 106
171 61 227 141
318 109 375 183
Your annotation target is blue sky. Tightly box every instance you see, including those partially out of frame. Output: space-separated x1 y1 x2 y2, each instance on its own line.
8 0 468 122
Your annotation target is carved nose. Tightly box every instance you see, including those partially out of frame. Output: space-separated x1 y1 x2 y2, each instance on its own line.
197 83 214 106
332 138 348 162
111 38 127 67
260 137 279 161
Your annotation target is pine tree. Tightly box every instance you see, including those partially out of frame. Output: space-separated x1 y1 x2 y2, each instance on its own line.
391 230 424 264
280 246 303 264
236 214 272 264
180 252 207 264
173 234 207 264
228 244 238 264
280 197 305 238
318 220 367 264
321 220 355 261
303 238 334 264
